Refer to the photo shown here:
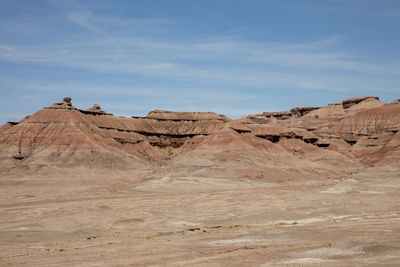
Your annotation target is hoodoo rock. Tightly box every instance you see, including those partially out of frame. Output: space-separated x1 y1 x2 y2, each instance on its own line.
83 104 109 115
63 97 71 104
46 96 76 110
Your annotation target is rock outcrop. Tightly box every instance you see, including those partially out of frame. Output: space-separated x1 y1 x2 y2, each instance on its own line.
259 111 292 120
290 106 320 118
46 97 76 110
342 96 379 109
146 110 230 122
246 106 320 122
82 104 110 115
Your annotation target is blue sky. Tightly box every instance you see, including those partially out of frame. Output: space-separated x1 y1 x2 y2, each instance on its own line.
0 0 399 124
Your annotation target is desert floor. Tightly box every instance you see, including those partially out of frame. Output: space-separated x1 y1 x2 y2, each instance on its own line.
1 169 399 266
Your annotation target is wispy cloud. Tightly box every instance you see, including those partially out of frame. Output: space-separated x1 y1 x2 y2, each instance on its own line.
67 9 102 33
0 34 399 93
0 45 14 52
1 1 398 88
47 0 103 33
289 35 344 50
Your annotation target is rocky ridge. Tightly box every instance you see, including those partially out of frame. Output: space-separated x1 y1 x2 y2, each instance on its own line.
0 96 399 180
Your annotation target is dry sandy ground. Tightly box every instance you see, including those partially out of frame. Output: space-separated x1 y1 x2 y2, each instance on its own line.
0 169 399 266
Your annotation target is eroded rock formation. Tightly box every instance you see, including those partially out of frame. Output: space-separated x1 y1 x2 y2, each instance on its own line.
342 96 379 109
0 96 399 179
47 97 76 110
82 104 110 115
290 106 320 118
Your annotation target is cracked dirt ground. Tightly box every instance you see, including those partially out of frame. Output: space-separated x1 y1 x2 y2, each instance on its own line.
1 168 399 266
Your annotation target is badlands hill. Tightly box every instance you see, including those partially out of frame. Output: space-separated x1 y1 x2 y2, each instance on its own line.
0 96 399 180
1 96 400 266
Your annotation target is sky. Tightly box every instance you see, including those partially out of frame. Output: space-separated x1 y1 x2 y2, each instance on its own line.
0 0 399 124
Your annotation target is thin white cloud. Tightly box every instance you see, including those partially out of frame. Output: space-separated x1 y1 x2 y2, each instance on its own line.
67 9 102 33
289 35 344 50
0 41 399 95
0 76 261 103
48 0 104 33
0 45 14 52
1 35 398 79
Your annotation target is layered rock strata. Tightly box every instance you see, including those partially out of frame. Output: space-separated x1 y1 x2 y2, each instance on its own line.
0 96 398 179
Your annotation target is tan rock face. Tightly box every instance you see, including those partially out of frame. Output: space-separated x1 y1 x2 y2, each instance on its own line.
146 109 230 121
